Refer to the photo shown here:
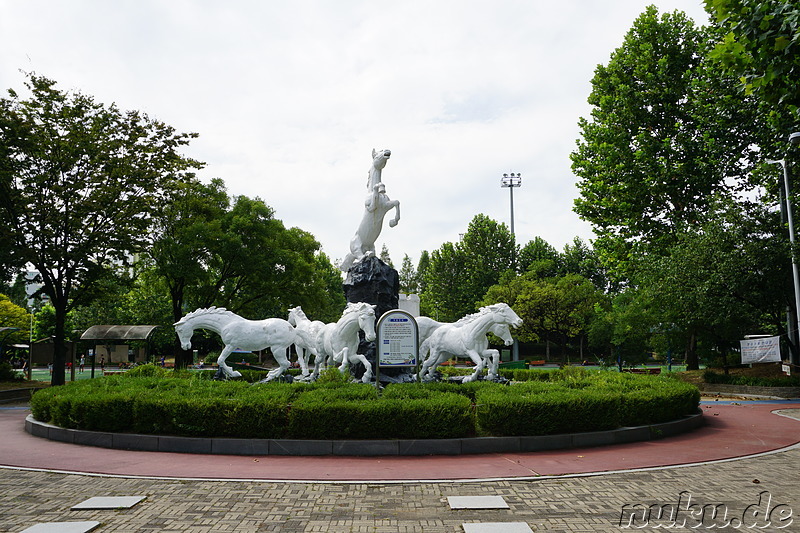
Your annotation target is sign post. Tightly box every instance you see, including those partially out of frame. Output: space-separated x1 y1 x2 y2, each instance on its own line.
375 309 419 387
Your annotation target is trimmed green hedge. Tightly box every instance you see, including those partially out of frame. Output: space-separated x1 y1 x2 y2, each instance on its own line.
30 370 700 439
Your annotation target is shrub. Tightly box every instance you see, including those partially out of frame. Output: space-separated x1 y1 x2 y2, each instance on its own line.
703 370 800 388
30 371 700 439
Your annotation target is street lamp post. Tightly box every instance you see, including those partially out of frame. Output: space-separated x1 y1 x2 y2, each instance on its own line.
501 173 522 362
768 131 800 368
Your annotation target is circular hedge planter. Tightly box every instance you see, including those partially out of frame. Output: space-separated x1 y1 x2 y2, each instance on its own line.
27 369 701 455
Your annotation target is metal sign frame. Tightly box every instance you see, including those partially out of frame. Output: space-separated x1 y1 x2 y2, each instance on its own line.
375 309 419 386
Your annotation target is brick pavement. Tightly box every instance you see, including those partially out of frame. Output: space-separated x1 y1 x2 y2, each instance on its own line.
1 443 798 532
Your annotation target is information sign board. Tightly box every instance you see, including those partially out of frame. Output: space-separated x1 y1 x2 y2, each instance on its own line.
740 335 781 364
376 309 418 367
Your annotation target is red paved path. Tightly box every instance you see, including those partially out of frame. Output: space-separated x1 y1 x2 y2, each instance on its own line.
1 403 798 481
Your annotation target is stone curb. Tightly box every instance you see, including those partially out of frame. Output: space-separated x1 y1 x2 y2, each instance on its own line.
0 387 45 404
24 411 704 456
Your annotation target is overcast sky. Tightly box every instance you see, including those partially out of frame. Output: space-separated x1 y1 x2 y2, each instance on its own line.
1 0 711 267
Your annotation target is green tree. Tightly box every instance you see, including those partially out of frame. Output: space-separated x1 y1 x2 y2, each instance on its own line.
379 244 393 268
416 251 431 294
482 272 603 357
561 237 608 291
0 294 31 348
572 7 762 280
518 237 562 277
398 254 418 294
0 74 201 385
634 197 788 369
421 215 515 321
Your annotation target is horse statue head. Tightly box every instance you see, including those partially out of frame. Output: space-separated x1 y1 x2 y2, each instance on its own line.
367 148 391 189
344 302 377 342
287 306 307 326
484 303 523 329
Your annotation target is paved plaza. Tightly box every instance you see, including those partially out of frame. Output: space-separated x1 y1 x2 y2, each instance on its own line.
1 405 798 532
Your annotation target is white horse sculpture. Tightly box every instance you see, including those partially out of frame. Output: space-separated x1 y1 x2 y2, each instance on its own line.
312 302 377 382
340 149 400 271
417 315 516 380
174 307 312 381
287 306 325 378
419 303 522 382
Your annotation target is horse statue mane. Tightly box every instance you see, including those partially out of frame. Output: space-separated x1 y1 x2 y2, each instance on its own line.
454 303 508 326
343 301 374 315
174 306 237 325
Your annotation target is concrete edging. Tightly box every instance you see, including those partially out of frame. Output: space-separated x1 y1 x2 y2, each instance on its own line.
24 411 704 456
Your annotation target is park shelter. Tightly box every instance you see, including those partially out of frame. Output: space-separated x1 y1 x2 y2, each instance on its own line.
79 325 160 364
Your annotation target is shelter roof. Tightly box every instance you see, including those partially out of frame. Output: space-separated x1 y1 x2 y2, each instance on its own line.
80 325 160 341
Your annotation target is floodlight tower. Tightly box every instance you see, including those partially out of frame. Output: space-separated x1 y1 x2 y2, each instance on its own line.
501 173 522 235
501 172 522 362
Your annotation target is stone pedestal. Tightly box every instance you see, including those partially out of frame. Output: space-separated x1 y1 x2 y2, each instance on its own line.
343 256 412 382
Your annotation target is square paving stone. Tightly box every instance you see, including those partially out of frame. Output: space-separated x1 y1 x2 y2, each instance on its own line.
20 521 101 533
462 522 533 533
448 496 509 509
71 496 146 510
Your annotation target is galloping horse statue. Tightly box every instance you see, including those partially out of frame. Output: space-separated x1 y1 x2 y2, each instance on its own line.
287 306 325 378
312 302 377 382
419 303 523 382
417 314 516 381
339 149 400 271
174 307 312 382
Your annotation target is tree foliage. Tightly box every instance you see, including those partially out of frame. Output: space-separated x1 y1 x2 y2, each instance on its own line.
706 0 800 119
420 215 515 321
0 74 202 384
572 7 762 279
0 294 31 346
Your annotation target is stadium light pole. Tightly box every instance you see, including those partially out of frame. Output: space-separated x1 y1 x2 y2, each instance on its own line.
501 173 522 361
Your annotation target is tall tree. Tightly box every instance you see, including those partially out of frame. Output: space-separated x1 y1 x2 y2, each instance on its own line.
379 244 393 268
571 7 762 280
518 237 562 277
0 74 201 385
416 250 431 295
421 214 515 321
398 254 418 294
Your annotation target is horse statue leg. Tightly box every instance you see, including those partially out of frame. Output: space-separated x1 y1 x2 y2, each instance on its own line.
265 344 292 381
351 352 374 383
462 349 485 383
388 200 400 227
217 345 242 379
484 348 500 380
296 344 311 377
336 348 350 376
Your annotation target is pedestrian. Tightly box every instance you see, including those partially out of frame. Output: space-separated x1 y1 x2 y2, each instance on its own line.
160 355 165 367
100 355 105 372
48 362 52 375
79 355 85 373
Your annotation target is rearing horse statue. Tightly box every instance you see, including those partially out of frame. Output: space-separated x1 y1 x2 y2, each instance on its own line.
340 149 400 271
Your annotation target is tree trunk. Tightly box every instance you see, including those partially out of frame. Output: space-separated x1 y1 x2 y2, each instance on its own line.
50 300 67 386
171 292 191 369
685 332 699 371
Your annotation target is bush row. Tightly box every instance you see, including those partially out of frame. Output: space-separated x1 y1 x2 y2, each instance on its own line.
30 370 700 439
703 370 800 388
